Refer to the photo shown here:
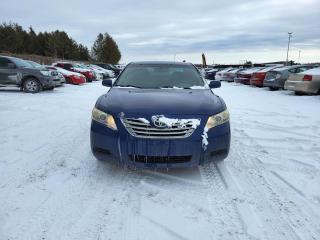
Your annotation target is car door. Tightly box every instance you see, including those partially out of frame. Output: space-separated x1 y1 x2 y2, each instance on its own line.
0 57 20 85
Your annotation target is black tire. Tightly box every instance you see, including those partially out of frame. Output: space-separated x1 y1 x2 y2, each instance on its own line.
46 86 54 91
269 87 279 91
65 77 72 84
23 78 41 93
295 91 304 96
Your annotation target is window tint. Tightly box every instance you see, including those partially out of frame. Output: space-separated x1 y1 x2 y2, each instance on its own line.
296 67 308 73
115 64 204 89
0 57 13 68
11 58 32 68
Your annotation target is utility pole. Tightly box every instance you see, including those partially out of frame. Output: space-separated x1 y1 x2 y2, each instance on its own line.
286 32 293 65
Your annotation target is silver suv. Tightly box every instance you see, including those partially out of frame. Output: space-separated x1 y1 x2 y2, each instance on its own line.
0 55 56 93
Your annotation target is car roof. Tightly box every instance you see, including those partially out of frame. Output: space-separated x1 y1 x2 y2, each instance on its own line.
129 61 193 66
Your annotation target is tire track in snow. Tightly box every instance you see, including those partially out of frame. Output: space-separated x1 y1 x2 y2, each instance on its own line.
199 163 253 240
232 125 320 240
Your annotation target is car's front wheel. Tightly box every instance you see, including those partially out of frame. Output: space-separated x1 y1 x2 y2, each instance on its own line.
269 87 279 91
23 78 41 93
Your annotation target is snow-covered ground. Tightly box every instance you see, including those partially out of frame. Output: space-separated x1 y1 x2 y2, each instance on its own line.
0 82 320 240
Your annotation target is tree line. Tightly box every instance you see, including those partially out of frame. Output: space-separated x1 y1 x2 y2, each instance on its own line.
0 22 121 64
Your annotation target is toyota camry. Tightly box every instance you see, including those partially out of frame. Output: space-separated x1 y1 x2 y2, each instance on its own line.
90 61 230 169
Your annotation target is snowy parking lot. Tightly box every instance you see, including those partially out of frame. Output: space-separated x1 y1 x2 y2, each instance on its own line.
0 82 320 240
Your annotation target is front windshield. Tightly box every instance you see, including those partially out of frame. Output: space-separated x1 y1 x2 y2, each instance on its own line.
114 64 205 89
27 61 45 70
12 58 33 68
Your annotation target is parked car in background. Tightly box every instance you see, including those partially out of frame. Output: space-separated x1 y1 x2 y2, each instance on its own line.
250 66 282 87
89 64 115 78
284 67 320 95
0 55 55 93
27 60 65 86
215 68 236 81
86 65 112 80
205 69 219 80
264 65 317 90
53 62 95 82
234 67 263 85
46 66 86 85
224 68 242 82
94 63 120 76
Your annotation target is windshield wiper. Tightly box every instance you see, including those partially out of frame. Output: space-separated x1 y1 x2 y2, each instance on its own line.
114 84 141 88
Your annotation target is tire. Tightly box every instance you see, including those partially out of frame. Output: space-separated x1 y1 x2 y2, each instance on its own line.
46 86 54 91
23 78 41 93
295 91 304 96
66 77 72 84
269 87 279 91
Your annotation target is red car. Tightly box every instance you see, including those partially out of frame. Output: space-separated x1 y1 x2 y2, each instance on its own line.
234 67 263 85
46 66 86 85
53 62 95 82
250 66 281 87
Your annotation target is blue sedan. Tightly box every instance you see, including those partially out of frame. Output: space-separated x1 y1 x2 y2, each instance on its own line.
90 61 230 169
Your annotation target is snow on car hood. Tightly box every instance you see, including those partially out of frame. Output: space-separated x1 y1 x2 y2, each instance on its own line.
72 67 90 72
97 88 225 116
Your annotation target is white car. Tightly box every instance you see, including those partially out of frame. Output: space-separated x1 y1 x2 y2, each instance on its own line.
285 67 320 95
89 64 115 78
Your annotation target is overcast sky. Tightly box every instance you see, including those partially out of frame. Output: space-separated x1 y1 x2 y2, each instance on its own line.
1 0 319 63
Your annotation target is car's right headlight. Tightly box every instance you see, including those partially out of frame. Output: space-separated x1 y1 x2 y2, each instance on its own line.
92 107 117 130
205 109 229 129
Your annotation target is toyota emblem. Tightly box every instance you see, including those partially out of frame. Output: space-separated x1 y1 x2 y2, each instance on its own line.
152 115 167 128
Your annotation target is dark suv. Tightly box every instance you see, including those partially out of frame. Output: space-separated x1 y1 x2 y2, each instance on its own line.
0 56 55 93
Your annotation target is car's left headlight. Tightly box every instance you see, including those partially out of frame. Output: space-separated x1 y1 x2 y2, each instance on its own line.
92 107 117 130
40 70 51 76
205 109 229 129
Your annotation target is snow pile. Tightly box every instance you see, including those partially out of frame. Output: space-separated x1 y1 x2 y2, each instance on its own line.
152 115 201 129
138 118 150 124
190 86 206 89
202 127 209 150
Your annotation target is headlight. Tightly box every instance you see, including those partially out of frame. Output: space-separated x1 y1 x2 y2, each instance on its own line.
92 107 117 130
40 70 51 76
205 109 229 129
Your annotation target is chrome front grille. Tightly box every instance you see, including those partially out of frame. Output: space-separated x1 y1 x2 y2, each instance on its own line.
122 118 197 139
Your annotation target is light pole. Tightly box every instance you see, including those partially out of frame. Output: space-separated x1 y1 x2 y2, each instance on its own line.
286 32 293 65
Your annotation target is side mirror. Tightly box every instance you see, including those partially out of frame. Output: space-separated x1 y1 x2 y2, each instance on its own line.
208 80 221 89
7 63 16 69
102 79 113 87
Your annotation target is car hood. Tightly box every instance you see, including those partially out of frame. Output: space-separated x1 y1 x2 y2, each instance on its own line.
97 88 225 116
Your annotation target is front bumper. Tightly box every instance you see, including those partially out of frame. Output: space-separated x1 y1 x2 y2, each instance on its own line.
41 76 55 88
263 78 284 88
234 77 250 84
53 77 65 86
250 78 264 86
90 120 230 169
284 80 318 94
